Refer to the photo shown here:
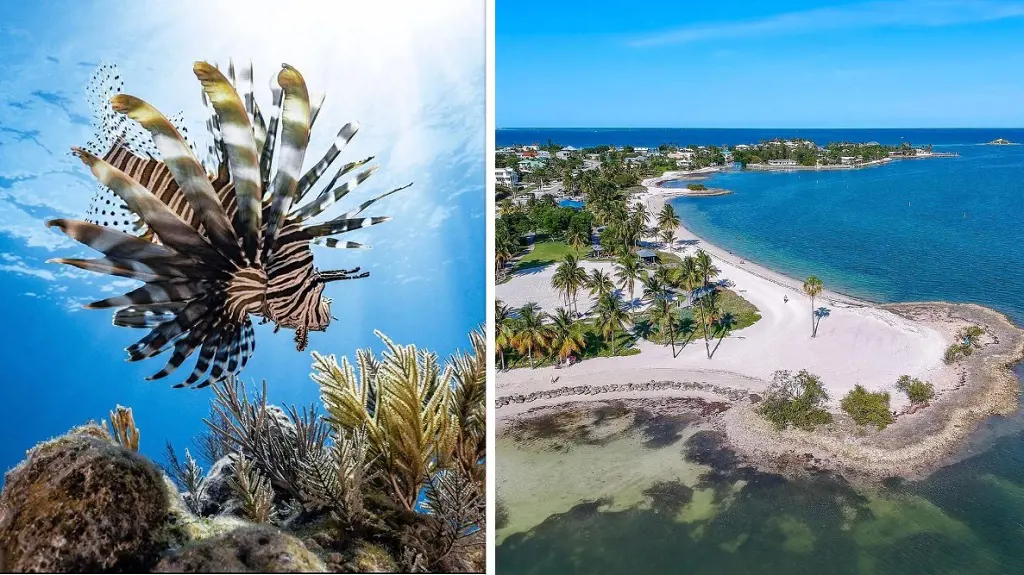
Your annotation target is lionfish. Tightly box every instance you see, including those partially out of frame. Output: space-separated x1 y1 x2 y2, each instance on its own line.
46 61 408 388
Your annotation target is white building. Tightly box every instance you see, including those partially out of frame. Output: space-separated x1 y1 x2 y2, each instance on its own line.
767 159 798 166
634 147 650 156
555 145 578 160
839 156 856 165
495 167 519 188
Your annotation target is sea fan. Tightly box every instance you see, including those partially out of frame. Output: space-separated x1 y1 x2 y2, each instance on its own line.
47 61 409 388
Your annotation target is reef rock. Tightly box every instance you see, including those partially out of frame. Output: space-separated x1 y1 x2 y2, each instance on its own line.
0 423 171 572
153 525 327 573
193 454 237 516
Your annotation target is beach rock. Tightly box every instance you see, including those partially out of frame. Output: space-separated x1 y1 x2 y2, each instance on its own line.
153 525 327 573
0 423 171 572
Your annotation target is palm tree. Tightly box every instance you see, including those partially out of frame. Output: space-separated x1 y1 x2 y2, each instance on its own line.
495 300 514 371
659 227 676 249
551 254 588 316
649 293 680 357
566 226 589 255
694 288 721 359
512 302 551 369
694 249 720 286
614 254 644 320
586 268 615 301
550 308 586 362
656 203 680 232
595 292 630 355
677 255 701 305
803 276 824 338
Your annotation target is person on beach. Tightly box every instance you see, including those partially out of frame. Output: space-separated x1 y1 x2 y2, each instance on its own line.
784 295 789 304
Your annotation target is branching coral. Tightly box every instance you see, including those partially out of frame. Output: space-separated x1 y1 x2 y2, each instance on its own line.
228 455 276 524
104 405 140 452
312 331 460 513
447 329 487 484
163 443 207 516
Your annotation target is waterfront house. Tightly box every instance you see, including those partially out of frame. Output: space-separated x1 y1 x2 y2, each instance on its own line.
767 159 798 166
536 150 551 160
518 159 544 173
495 167 519 188
634 147 650 156
624 156 645 165
555 145 578 160
840 156 856 165
585 153 601 161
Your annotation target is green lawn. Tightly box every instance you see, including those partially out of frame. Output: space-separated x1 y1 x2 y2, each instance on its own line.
636 288 761 345
655 250 682 266
512 240 580 272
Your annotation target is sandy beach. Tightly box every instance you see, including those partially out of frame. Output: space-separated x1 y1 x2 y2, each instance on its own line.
496 176 1024 478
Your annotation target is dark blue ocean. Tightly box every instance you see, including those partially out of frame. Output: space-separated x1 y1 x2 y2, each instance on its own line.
497 128 1024 575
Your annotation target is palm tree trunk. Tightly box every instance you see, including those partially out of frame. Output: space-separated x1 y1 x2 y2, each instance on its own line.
810 296 816 338
698 300 711 359
500 350 506 371
529 342 534 369
669 323 677 358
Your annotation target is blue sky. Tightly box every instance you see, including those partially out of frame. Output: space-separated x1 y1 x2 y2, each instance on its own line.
498 0 1024 128
0 0 484 473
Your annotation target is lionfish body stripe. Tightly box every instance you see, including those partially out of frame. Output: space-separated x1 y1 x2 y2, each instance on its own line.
48 61 405 388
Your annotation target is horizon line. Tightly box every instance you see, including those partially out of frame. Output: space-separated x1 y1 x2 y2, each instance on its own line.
497 126 1024 130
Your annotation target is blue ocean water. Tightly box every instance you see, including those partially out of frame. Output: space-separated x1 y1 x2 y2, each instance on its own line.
497 128 1024 574
669 143 1024 323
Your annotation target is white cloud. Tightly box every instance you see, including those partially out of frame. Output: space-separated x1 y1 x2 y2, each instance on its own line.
630 0 1024 47
0 261 55 281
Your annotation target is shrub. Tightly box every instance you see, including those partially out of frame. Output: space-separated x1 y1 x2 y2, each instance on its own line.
757 370 833 431
895 375 935 404
841 385 894 430
944 325 984 364
686 183 707 191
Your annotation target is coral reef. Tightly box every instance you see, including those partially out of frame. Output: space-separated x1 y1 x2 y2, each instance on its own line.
0 424 169 572
0 329 485 573
153 526 327 573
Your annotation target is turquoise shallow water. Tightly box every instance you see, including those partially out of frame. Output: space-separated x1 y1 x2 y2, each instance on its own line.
668 144 1024 322
498 131 1024 574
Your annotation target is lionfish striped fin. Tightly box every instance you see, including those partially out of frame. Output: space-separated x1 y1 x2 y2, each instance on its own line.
147 316 215 381
195 328 237 388
252 99 267 158
194 62 263 265
113 305 182 328
45 219 181 261
297 216 392 240
290 165 377 222
48 256 185 282
335 183 410 220
310 238 366 249
71 148 228 268
201 89 225 174
259 75 284 197
175 324 222 388
294 122 359 202
109 94 242 264
85 279 208 309
100 141 201 232
308 91 325 132
127 297 208 361
262 65 311 258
